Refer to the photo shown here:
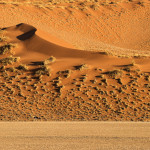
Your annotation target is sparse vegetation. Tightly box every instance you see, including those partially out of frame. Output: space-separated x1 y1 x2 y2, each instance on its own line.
44 56 56 65
0 56 20 65
0 35 8 42
35 65 51 76
74 64 88 70
0 43 16 55
104 69 122 78
17 64 28 71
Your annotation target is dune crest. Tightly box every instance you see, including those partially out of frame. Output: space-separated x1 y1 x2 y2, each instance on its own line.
4 23 110 63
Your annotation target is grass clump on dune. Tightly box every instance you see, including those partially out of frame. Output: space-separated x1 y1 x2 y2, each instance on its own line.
6 67 16 72
104 69 122 78
0 43 16 55
44 56 56 65
0 56 20 65
0 36 8 42
35 65 51 76
74 64 88 70
17 64 28 71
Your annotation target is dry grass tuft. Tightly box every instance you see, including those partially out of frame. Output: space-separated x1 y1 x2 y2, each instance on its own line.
75 64 88 70
35 65 51 76
0 56 20 65
0 43 16 55
44 56 56 65
17 64 28 71
0 35 8 42
105 69 122 78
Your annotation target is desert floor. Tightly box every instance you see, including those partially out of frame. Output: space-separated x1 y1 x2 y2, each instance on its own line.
0 122 149 150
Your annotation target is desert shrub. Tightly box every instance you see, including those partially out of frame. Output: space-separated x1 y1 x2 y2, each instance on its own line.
0 56 20 65
35 65 50 76
6 67 16 72
123 67 131 72
145 75 150 81
117 78 122 85
74 64 88 70
90 4 98 10
137 1 144 6
0 66 5 71
17 64 28 71
44 56 56 65
0 43 15 54
101 79 107 84
0 36 8 42
144 84 150 88
104 69 122 78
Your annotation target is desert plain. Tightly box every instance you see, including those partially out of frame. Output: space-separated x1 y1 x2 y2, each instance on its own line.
0 122 149 150
0 0 150 149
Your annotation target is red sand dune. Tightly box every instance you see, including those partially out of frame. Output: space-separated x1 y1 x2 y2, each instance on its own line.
3 23 150 72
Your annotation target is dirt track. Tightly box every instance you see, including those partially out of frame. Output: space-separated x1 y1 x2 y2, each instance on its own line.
0 122 149 150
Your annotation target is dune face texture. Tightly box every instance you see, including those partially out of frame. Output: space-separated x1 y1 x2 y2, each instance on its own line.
0 0 150 121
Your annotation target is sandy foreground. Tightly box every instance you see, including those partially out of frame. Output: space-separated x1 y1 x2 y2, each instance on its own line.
0 122 149 150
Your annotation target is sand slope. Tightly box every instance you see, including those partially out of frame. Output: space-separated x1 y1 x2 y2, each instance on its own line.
5 23 101 59
0 23 150 121
3 23 133 69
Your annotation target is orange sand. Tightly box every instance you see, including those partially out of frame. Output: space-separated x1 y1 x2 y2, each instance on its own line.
0 0 150 121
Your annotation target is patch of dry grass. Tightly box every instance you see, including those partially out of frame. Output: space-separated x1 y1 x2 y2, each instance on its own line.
0 35 8 42
44 56 56 65
17 64 28 71
0 0 137 9
104 69 122 78
0 43 16 55
0 63 150 121
35 65 51 76
0 56 20 65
